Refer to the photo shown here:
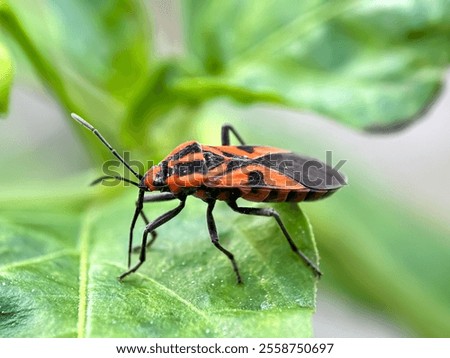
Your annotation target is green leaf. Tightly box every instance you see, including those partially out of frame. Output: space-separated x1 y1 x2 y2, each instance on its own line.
0 182 318 337
0 0 152 131
181 0 450 130
0 0 155 166
0 42 13 115
6 0 151 101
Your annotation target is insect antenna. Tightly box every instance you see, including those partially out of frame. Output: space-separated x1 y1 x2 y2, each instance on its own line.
90 175 141 188
71 113 143 180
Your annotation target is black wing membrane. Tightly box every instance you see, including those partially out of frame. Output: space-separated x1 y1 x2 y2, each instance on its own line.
254 152 347 190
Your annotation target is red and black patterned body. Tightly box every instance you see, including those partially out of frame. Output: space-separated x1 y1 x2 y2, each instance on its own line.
72 113 346 283
141 141 345 203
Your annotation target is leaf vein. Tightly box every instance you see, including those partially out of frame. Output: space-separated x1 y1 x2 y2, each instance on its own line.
0 250 77 272
103 262 210 321
77 213 95 338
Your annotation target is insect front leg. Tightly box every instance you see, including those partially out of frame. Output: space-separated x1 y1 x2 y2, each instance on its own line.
119 196 186 281
206 200 243 284
227 200 322 277
132 192 177 253
221 124 246 146
128 189 145 268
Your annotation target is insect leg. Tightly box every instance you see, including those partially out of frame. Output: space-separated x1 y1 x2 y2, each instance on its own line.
119 197 186 281
227 200 322 277
128 189 145 268
143 192 177 202
221 124 246 146
206 200 243 284
133 193 178 252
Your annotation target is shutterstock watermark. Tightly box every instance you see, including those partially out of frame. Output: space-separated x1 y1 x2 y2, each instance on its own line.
97 151 347 189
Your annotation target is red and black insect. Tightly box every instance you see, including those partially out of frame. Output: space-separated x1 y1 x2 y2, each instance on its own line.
72 113 346 283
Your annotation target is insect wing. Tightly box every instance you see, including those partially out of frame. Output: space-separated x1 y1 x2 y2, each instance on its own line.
203 148 346 191
254 152 347 190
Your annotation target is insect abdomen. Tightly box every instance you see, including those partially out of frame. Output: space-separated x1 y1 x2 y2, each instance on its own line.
239 188 334 203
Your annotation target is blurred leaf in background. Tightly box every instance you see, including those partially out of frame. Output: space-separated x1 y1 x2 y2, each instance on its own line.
181 0 450 130
0 0 153 160
0 0 449 337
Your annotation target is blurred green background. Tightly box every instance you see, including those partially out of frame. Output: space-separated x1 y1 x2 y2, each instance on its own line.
1 0 449 337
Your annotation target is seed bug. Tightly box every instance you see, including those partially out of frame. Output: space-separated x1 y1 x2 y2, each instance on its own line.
71 113 346 283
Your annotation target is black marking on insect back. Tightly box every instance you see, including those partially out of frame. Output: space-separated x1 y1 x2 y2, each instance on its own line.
255 153 346 190
170 142 202 161
152 160 169 187
226 158 249 172
173 160 207 176
247 170 265 186
221 151 236 158
160 160 169 178
204 151 225 170
237 145 255 154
